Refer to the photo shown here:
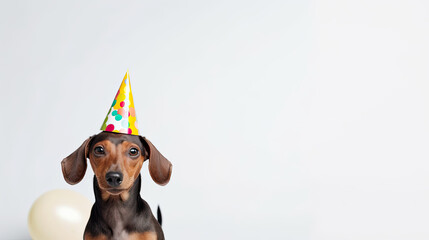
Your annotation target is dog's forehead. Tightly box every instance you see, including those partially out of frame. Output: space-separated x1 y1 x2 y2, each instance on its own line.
90 132 143 149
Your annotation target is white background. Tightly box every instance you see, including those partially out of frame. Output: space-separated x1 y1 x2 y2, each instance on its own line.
1 0 429 239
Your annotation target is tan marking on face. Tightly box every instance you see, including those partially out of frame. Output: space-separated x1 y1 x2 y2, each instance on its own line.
88 139 145 199
120 190 130 201
100 188 130 201
128 231 157 240
101 190 110 201
84 233 108 240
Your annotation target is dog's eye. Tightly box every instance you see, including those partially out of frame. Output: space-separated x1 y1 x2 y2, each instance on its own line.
94 146 105 155
129 148 139 156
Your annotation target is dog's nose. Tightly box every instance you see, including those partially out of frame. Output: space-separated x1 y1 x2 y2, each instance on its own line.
105 172 123 187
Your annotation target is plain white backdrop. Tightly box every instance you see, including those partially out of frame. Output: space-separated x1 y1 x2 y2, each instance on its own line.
1 0 429 239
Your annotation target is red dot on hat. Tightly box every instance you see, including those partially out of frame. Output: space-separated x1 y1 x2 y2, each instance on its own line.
106 124 115 131
120 101 125 107
128 128 132 134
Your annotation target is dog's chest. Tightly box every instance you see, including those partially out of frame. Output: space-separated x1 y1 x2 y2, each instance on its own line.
112 228 129 240
103 206 133 240
111 217 129 240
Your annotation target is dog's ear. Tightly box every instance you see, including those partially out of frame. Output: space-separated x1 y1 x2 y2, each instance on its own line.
61 136 93 185
140 137 172 186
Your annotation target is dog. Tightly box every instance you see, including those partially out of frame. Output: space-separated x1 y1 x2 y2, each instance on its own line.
61 131 172 240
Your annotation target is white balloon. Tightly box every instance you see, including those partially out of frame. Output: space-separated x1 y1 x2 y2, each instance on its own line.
28 189 92 240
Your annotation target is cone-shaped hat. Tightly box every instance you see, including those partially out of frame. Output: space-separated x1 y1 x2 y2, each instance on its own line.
101 71 139 135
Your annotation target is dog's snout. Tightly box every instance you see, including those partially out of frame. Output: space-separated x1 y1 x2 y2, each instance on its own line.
105 172 123 187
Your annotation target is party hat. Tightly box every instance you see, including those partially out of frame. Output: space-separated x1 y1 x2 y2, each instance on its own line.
101 70 139 135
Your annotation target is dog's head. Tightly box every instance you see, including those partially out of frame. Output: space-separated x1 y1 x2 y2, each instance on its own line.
61 132 172 195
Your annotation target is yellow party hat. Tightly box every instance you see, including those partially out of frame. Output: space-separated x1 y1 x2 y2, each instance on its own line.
101 70 139 135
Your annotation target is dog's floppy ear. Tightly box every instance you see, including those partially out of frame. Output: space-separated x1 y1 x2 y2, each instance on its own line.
61 136 93 185
140 136 172 186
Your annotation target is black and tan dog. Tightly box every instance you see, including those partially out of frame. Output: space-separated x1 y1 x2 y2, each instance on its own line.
61 131 172 240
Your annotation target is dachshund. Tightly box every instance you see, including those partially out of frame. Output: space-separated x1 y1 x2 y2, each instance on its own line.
61 131 172 240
